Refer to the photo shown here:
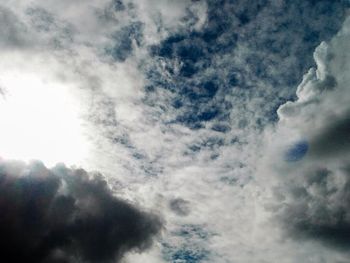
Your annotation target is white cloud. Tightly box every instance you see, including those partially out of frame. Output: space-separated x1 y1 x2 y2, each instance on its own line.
0 1 349 262
257 16 350 262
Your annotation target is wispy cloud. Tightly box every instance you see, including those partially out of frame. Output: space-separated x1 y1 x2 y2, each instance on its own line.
0 1 349 262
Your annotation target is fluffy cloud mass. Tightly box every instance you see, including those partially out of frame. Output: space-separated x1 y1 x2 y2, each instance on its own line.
262 16 350 257
0 160 161 263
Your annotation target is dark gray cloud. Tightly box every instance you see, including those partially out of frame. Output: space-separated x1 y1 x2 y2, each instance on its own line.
0 160 161 263
169 198 191 216
275 166 350 250
309 113 350 158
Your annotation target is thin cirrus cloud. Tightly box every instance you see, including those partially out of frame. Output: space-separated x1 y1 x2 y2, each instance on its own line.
0 0 350 262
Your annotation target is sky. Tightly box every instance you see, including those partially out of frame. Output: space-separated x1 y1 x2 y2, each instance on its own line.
0 0 350 262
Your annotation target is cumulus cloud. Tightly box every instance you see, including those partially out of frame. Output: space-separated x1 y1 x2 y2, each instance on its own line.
0 159 161 263
263 16 350 253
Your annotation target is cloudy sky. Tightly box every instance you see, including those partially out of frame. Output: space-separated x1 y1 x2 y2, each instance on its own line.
0 0 350 262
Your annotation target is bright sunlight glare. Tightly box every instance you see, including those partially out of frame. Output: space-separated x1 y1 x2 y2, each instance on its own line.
0 70 89 167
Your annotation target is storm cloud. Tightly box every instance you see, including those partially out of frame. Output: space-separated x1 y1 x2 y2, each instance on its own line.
276 166 350 250
0 160 161 263
265 16 350 253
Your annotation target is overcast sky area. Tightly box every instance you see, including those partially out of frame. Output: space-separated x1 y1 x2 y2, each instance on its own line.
0 0 350 262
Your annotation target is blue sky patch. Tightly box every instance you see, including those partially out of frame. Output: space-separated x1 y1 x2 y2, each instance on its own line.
285 141 309 162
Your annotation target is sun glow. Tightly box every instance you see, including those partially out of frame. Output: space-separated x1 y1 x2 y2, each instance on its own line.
0 70 89 167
